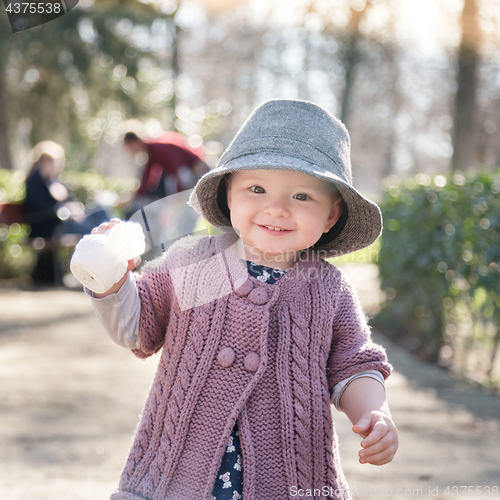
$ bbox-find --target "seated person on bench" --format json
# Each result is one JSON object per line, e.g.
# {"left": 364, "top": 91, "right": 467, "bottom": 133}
{"left": 24, "top": 141, "right": 109, "bottom": 285}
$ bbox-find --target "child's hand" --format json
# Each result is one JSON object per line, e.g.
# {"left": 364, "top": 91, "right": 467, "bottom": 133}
{"left": 90, "top": 218, "right": 141, "bottom": 297}
{"left": 352, "top": 410, "right": 398, "bottom": 466}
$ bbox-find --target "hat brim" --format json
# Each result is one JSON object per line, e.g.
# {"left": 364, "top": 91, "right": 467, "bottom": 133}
{"left": 189, "top": 155, "right": 382, "bottom": 258}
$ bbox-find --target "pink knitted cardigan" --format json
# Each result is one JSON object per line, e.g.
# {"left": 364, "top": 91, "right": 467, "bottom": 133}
{"left": 110, "top": 233, "right": 391, "bottom": 500}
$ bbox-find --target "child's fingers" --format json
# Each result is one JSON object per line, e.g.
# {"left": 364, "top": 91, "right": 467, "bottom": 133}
{"left": 352, "top": 414, "right": 372, "bottom": 438}
{"left": 105, "top": 218, "right": 123, "bottom": 230}
{"left": 360, "top": 429, "right": 395, "bottom": 458}
{"left": 359, "top": 421, "right": 385, "bottom": 448}
{"left": 358, "top": 415, "right": 399, "bottom": 466}
{"left": 90, "top": 218, "right": 122, "bottom": 235}
{"left": 359, "top": 437, "right": 398, "bottom": 465}
{"left": 359, "top": 444, "right": 398, "bottom": 465}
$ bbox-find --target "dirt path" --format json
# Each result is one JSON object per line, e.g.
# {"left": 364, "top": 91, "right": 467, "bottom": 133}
{"left": 0, "top": 264, "right": 499, "bottom": 499}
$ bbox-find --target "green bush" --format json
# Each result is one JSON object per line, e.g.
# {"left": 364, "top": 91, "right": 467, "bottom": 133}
{"left": 0, "top": 169, "right": 25, "bottom": 202}
{"left": 0, "top": 169, "right": 34, "bottom": 279}
{"left": 375, "top": 169, "right": 500, "bottom": 388}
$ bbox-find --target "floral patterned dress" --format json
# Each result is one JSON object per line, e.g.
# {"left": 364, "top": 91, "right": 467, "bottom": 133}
{"left": 210, "top": 261, "right": 286, "bottom": 500}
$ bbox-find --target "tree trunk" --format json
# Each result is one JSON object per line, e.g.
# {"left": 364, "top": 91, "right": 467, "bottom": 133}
{"left": 340, "top": 2, "right": 371, "bottom": 126}
{"left": 170, "top": 12, "right": 181, "bottom": 116}
{"left": 382, "top": 42, "right": 401, "bottom": 179}
{"left": 451, "top": 0, "right": 481, "bottom": 172}
{"left": 0, "top": 74, "right": 13, "bottom": 170}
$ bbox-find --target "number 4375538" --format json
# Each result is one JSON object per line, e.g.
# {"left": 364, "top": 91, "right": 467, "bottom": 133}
{"left": 444, "top": 486, "right": 499, "bottom": 496}
{"left": 6, "top": 2, "right": 62, "bottom": 14}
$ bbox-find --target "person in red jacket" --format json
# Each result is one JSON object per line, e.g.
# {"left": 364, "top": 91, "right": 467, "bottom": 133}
{"left": 124, "top": 131, "right": 209, "bottom": 212}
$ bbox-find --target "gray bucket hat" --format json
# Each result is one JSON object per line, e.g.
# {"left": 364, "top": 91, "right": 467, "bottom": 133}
{"left": 189, "top": 99, "right": 382, "bottom": 257}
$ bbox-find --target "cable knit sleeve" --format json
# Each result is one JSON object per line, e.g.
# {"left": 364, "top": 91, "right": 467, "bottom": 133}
{"left": 326, "top": 270, "right": 392, "bottom": 394}
{"left": 132, "top": 254, "right": 175, "bottom": 359}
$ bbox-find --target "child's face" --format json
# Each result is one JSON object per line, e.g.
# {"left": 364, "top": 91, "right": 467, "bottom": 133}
{"left": 226, "top": 169, "right": 343, "bottom": 269}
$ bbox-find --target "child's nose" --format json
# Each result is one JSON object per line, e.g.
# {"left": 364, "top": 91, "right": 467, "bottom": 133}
{"left": 263, "top": 198, "right": 290, "bottom": 217}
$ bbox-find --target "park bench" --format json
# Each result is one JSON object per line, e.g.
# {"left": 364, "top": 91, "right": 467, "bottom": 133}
{"left": 0, "top": 201, "right": 80, "bottom": 245}
{"left": 0, "top": 202, "right": 25, "bottom": 226}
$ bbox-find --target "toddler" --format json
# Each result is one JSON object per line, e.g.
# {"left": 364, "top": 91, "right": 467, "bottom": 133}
{"left": 86, "top": 99, "right": 398, "bottom": 500}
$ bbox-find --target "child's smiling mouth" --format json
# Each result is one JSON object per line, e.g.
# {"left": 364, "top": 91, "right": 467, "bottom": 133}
{"left": 259, "top": 224, "right": 292, "bottom": 233}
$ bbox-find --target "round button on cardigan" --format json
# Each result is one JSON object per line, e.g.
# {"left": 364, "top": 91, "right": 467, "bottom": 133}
{"left": 243, "top": 352, "right": 260, "bottom": 373}
{"left": 247, "top": 287, "right": 269, "bottom": 305}
{"left": 217, "top": 347, "right": 236, "bottom": 368}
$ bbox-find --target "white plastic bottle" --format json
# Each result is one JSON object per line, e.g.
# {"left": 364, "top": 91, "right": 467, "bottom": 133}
{"left": 70, "top": 221, "right": 146, "bottom": 293}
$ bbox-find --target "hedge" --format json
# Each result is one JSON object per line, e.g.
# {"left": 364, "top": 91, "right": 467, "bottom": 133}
{"left": 375, "top": 169, "right": 500, "bottom": 390}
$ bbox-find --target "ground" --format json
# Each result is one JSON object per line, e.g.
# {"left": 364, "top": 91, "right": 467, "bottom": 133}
{"left": 0, "top": 264, "right": 499, "bottom": 499}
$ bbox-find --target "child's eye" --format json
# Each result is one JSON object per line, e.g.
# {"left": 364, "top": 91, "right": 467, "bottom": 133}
{"left": 250, "top": 186, "right": 265, "bottom": 193}
{"left": 294, "top": 193, "right": 309, "bottom": 201}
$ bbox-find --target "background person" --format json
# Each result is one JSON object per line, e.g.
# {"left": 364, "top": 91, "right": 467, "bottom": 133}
{"left": 24, "top": 141, "right": 109, "bottom": 285}
{"left": 123, "top": 131, "right": 209, "bottom": 212}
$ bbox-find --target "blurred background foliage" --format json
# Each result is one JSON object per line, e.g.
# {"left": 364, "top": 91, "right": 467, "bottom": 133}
{"left": 1, "top": 0, "right": 500, "bottom": 389}
{"left": 376, "top": 169, "right": 500, "bottom": 389}
{"left": 0, "top": 170, "right": 33, "bottom": 279}
{"left": 1, "top": 0, "right": 499, "bottom": 185}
